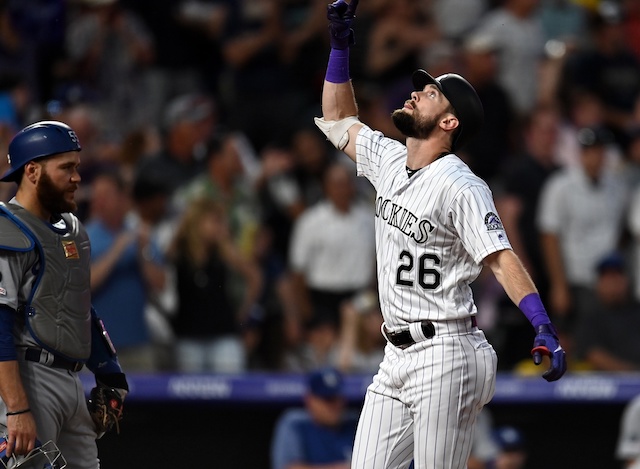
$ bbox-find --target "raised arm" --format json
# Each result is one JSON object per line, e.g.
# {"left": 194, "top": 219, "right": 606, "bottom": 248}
{"left": 314, "top": 0, "right": 363, "bottom": 162}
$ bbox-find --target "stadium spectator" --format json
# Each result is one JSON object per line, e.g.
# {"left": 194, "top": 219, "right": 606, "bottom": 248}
{"left": 363, "top": 0, "right": 436, "bottom": 100}
{"left": 623, "top": 0, "right": 640, "bottom": 61}
{"left": 493, "top": 425, "right": 528, "bottom": 469}
{"left": 0, "top": 1, "right": 42, "bottom": 105}
{"left": 290, "top": 126, "right": 338, "bottom": 207}
{"left": 64, "top": 0, "right": 155, "bottom": 140}
{"left": 496, "top": 106, "right": 562, "bottom": 303}
{"left": 554, "top": 89, "right": 623, "bottom": 170}
{"left": 279, "top": 0, "right": 329, "bottom": 103}
{"left": 471, "top": 0, "right": 547, "bottom": 117}
{"left": 335, "top": 289, "right": 385, "bottom": 375}
{"left": 167, "top": 197, "right": 262, "bottom": 373}
{"left": 430, "top": 0, "right": 488, "bottom": 43}
{"left": 624, "top": 141, "right": 640, "bottom": 301}
{"left": 288, "top": 162, "right": 375, "bottom": 329}
{"left": 0, "top": 73, "right": 30, "bottom": 133}
{"left": 558, "top": 5, "right": 640, "bottom": 144}
{"left": 86, "top": 169, "right": 165, "bottom": 371}
{"left": 219, "top": 0, "right": 312, "bottom": 152}
{"left": 538, "top": 0, "right": 589, "bottom": 48}
{"left": 271, "top": 367, "right": 359, "bottom": 469}
{"left": 137, "top": 92, "right": 216, "bottom": 196}
{"left": 172, "top": 130, "right": 260, "bottom": 259}
{"left": 127, "top": 168, "right": 177, "bottom": 371}
{"left": 537, "top": 126, "right": 629, "bottom": 334}
{"left": 253, "top": 142, "right": 306, "bottom": 263}
{"left": 458, "top": 33, "right": 517, "bottom": 184}
{"left": 574, "top": 252, "right": 640, "bottom": 371}
{"left": 283, "top": 314, "right": 341, "bottom": 373}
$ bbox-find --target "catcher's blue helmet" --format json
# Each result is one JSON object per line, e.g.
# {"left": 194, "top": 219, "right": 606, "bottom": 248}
{"left": 2, "top": 121, "right": 81, "bottom": 183}
{"left": 412, "top": 70, "right": 484, "bottom": 151}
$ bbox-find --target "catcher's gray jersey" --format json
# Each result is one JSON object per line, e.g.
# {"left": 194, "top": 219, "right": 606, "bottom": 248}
{"left": 355, "top": 125, "right": 512, "bottom": 328}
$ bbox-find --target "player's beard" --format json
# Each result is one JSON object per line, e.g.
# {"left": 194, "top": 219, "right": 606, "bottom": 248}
{"left": 392, "top": 108, "right": 439, "bottom": 139}
{"left": 36, "top": 169, "right": 77, "bottom": 215}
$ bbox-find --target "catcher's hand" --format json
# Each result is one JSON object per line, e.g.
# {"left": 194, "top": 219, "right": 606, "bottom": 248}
{"left": 327, "top": 0, "right": 359, "bottom": 50}
{"left": 531, "top": 324, "right": 567, "bottom": 382}
{"left": 87, "top": 386, "right": 126, "bottom": 438}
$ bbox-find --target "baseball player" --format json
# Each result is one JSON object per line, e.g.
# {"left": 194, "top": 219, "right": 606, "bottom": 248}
{"left": 0, "top": 121, "right": 128, "bottom": 468}
{"left": 314, "top": 2, "right": 567, "bottom": 468}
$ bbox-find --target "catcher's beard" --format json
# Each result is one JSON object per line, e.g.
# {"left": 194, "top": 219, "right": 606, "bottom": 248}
{"left": 392, "top": 108, "right": 439, "bottom": 139}
{"left": 36, "top": 168, "right": 77, "bottom": 215}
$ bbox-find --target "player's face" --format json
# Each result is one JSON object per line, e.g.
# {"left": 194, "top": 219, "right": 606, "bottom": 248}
{"left": 35, "top": 152, "right": 81, "bottom": 214}
{"left": 391, "top": 85, "right": 451, "bottom": 139}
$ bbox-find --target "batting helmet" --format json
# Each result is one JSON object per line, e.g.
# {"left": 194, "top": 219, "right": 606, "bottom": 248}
{"left": 2, "top": 121, "right": 81, "bottom": 183}
{"left": 0, "top": 431, "right": 67, "bottom": 469}
{"left": 412, "top": 70, "right": 484, "bottom": 151}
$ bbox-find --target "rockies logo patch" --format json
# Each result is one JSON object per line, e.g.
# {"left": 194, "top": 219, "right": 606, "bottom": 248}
{"left": 484, "top": 212, "right": 504, "bottom": 231}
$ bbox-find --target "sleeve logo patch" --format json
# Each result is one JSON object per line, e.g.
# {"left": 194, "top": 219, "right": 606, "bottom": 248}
{"left": 484, "top": 212, "right": 504, "bottom": 231}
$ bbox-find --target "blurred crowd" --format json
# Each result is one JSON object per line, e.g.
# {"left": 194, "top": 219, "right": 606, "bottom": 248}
{"left": 2, "top": 0, "right": 640, "bottom": 378}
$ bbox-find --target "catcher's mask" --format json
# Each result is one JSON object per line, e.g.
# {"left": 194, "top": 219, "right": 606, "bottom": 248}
{"left": 0, "top": 429, "right": 67, "bottom": 469}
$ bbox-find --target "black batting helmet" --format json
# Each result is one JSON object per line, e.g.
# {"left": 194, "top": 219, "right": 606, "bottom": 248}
{"left": 412, "top": 70, "right": 484, "bottom": 151}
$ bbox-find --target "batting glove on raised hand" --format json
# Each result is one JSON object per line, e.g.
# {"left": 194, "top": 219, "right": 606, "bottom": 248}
{"left": 531, "top": 324, "right": 567, "bottom": 382}
{"left": 327, "top": 0, "right": 359, "bottom": 50}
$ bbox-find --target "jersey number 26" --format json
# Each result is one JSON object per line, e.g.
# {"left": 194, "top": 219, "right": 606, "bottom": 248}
{"left": 396, "top": 250, "right": 441, "bottom": 290}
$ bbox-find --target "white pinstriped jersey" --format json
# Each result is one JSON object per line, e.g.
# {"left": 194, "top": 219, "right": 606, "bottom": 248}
{"left": 355, "top": 125, "right": 512, "bottom": 328}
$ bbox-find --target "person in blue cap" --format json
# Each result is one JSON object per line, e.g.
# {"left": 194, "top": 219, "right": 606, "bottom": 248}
{"left": 574, "top": 251, "right": 640, "bottom": 371}
{"left": 271, "top": 367, "right": 359, "bottom": 469}
{"left": 493, "top": 426, "right": 527, "bottom": 469}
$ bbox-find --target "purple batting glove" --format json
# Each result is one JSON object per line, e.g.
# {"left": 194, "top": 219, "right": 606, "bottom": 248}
{"left": 531, "top": 324, "right": 567, "bottom": 382}
{"left": 327, "top": 0, "right": 359, "bottom": 50}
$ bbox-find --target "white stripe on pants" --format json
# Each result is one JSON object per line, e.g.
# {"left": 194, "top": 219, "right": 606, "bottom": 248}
{"left": 351, "top": 329, "right": 497, "bottom": 469}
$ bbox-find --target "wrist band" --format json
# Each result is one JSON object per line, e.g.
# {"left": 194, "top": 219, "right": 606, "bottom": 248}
{"left": 519, "top": 293, "right": 551, "bottom": 328}
{"left": 325, "top": 48, "right": 350, "bottom": 84}
{"left": 6, "top": 408, "right": 30, "bottom": 416}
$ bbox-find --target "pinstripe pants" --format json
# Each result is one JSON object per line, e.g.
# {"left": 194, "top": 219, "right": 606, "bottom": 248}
{"left": 351, "top": 328, "right": 497, "bottom": 469}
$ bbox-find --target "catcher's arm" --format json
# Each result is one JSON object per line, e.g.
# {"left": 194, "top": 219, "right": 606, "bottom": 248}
{"left": 0, "top": 305, "right": 37, "bottom": 456}
{"left": 85, "top": 308, "right": 129, "bottom": 437}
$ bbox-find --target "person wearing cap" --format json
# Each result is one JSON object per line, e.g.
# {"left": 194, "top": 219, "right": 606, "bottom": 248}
{"left": 493, "top": 425, "right": 527, "bottom": 469}
{"left": 136, "top": 92, "right": 216, "bottom": 196}
{"left": 0, "top": 121, "right": 128, "bottom": 467}
{"left": 270, "top": 367, "right": 359, "bottom": 469}
{"left": 537, "top": 126, "right": 628, "bottom": 335}
{"left": 573, "top": 252, "right": 640, "bottom": 371}
{"left": 314, "top": 2, "right": 566, "bottom": 468}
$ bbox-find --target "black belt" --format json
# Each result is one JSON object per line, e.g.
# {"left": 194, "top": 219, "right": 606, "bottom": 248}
{"left": 385, "top": 317, "right": 478, "bottom": 349}
{"left": 24, "top": 348, "right": 84, "bottom": 372}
